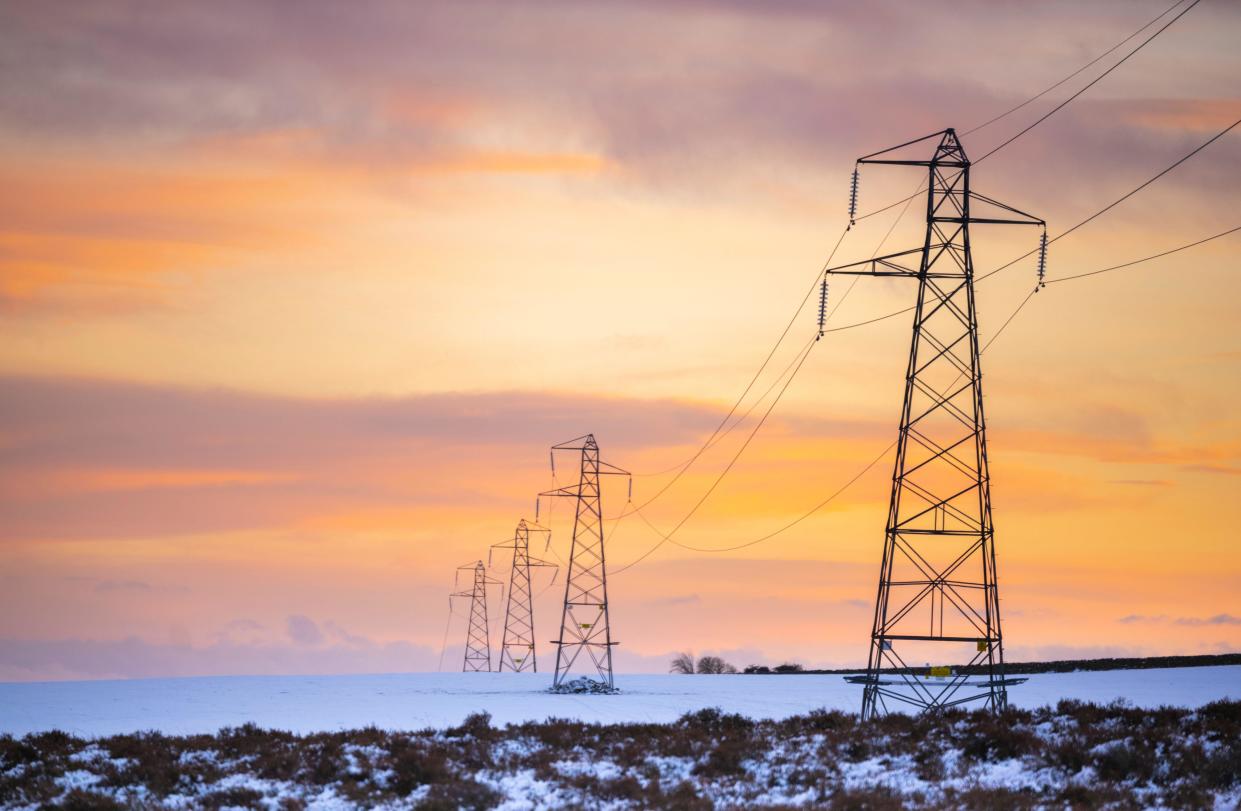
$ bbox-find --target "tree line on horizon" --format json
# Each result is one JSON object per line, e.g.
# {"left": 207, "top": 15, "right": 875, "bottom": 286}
{"left": 668, "top": 652, "right": 805, "bottom": 675}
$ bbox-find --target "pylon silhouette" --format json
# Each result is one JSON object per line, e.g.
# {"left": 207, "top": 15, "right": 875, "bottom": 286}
{"left": 538, "top": 434, "right": 630, "bottom": 691}
{"left": 830, "top": 129, "right": 1043, "bottom": 718}
{"left": 451, "top": 560, "right": 502, "bottom": 672}
{"left": 491, "top": 519, "right": 557, "bottom": 672}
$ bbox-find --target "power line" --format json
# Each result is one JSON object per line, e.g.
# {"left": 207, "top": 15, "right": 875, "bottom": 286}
{"left": 855, "top": 0, "right": 1199, "bottom": 221}
{"left": 625, "top": 172, "right": 924, "bottom": 497}
{"left": 630, "top": 224, "right": 1241, "bottom": 559}
{"left": 622, "top": 226, "right": 851, "bottom": 489}
{"left": 621, "top": 4, "right": 1198, "bottom": 488}
{"left": 1046, "top": 224, "right": 1241, "bottom": 284}
{"left": 609, "top": 177, "right": 926, "bottom": 528}
{"left": 609, "top": 149, "right": 1241, "bottom": 570}
{"left": 634, "top": 437, "right": 897, "bottom": 555}
{"left": 610, "top": 333, "right": 819, "bottom": 575}
{"left": 963, "top": 0, "right": 1190, "bottom": 138}
{"left": 436, "top": 600, "right": 456, "bottom": 672}
{"left": 975, "top": 0, "right": 1202, "bottom": 162}
{"left": 626, "top": 317, "right": 828, "bottom": 484}
{"left": 831, "top": 117, "right": 1241, "bottom": 335}
{"left": 603, "top": 40, "right": 1234, "bottom": 572}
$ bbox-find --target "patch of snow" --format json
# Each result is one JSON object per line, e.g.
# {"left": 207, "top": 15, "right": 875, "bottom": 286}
{"left": 303, "top": 785, "right": 354, "bottom": 810}
{"left": 645, "top": 754, "right": 694, "bottom": 790}
{"left": 479, "top": 768, "right": 570, "bottom": 811}
{"left": 177, "top": 749, "right": 219, "bottom": 766}
{"left": 57, "top": 769, "right": 102, "bottom": 791}
{"left": 1, "top": 667, "right": 1236, "bottom": 736}
{"left": 838, "top": 753, "right": 935, "bottom": 797}
{"left": 969, "top": 757, "right": 1056, "bottom": 792}
{"left": 553, "top": 758, "right": 623, "bottom": 781}
{"left": 68, "top": 745, "right": 105, "bottom": 764}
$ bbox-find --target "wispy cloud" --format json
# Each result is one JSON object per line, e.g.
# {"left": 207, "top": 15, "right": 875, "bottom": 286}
{"left": 0, "top": 635, "right": 437, "bottom": 682}
{"left": 0, "top": 374, "right": 727, "bottom": 541}
{"left": 1174, "top": 614, "right": 1241, "bottom": 627}
{"left": 1118, "top": 614, "right": 1241, "bottom": 627}
{"left": 94, "top": 580, "right": 152, "bottom": 593}
{"left": 649, "top": 595, "right": 701, "bottom": 607}
{"left": 286, "top": 615, "right": 324, "bottom": 646}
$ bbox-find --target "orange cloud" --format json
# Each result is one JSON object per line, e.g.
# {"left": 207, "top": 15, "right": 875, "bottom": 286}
{"left": 1123, "top": 98, "right": 1241, "bottom": 133}
{"left": 2, "top": 467, "right": 294, "bottom": 500}
{"left": 425, "top": 150, "right": 610, "bottom": 175}
{"left": 0, "top": 153, "right": 350, "bottom": 313}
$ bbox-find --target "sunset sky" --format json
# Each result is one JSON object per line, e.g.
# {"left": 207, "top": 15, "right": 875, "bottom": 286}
{"left": 2, "top": 0, "right": 1239, "bottom": 681}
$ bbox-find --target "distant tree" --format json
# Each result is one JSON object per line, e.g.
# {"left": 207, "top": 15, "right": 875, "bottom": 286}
{"left": 696, "top": 655, "right": 737, "bottom": 674}
{"left": 773, "top": 663, "right": 804, "bottom": 674}
{"left": 669, "top": 652, "right": 695, "bottom": 675}
{"left": 743, "top": 665, "right": 772, "bottom": 674}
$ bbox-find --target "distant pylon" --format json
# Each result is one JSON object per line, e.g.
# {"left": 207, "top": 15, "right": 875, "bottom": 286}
{"left": 538, "top": 434, "right": 630, "bottom": 690}
{"left": 491, "top": 519, "right": 557, "bottom": 672}
{"left": 828, "top": 129, "right": 1043, "bottom": 718}
{"left": 451, "top": 561, "right": 502, "bottom": 672}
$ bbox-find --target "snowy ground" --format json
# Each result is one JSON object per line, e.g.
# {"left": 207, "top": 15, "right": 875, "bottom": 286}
{"left": 1, "top": 666, "right": 1237, "bottom": 737}
{"left": 4, "top": 697, "right": 1240, "bottom": 809}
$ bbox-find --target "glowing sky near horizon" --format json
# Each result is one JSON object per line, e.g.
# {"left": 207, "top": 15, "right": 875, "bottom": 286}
{"left": 1, "top": 0, "right": 1239, "bottom": 681}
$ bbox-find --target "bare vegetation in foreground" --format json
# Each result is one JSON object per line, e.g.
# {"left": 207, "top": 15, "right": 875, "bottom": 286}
{"left": 2, "top": 700, "right": 1239, "bottom": 809}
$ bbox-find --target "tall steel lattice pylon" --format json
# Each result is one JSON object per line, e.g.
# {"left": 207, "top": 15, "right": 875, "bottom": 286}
{"left": 830, "top": 129, "right": 1044, "bottom": 718}
{"left": 491, "top": 519, "right": 557, "bottom": 672}
{"left": 538, "top": 434, "right": 630, "bottom": 690}
{"left": 451, "top": 561, "right": 502, "bottom": 672}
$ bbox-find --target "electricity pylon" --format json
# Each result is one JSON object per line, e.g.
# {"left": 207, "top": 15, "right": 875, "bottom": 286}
{"left": 451, "top": 561, "right": 502, "bottom": 672}
{"left": 491, "top": 519, "right": 557, "bottom": 672}
{"left": 538, "top": 434, "right": 630, "bottom": 691}
{"left": 831, "top": 129, "right": 1044, "bottom": 718}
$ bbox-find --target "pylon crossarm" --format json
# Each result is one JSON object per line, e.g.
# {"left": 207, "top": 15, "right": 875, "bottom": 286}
{"left": 858, "top": 129, "right": 951, "bottom": 163}
{"left": 551, "top": 435, "right": 596, "bottom": 450}
{"left": 540, "top": 485, "right": 582, "bottom": 499}
{"left": 966, "top": 192, "right": 1045, "bottom": 226}
{"left": 824, "top": 245, "right": 930, "bottom": 277}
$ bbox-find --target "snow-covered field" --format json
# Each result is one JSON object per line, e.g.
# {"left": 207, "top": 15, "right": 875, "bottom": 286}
{"left": 2, "top": 666, "right": 1237, "bottom": 737}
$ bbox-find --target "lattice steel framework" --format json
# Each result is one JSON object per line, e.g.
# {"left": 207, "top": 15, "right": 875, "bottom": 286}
{"left": 539, "top": 434, "right": 630, "bottom": 690}
{"left": 451, "top": 561, "right": 502, "bottom": 673}
{"left": 492, "top": 519, "right": 557, "bottom": 672}
{"left": 829, "top": 129, "right": 1042, "bottom": 718}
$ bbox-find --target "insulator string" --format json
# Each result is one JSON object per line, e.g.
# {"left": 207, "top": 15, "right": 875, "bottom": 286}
{"left": 848, "top": 167, "right": 860, "bottom": 224}
{"left": 1036, "top": 229, "right": 1049, "bottom": 290}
